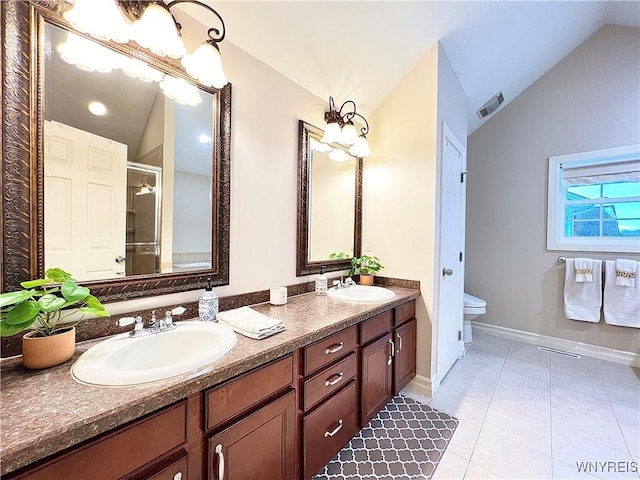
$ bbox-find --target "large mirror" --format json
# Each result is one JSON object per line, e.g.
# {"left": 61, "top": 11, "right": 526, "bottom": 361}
{"left": 297, "top": 120, "right": 362, "bottom": 276}
{"left": 1, "top": 1, "right": 231, "bottom": 301}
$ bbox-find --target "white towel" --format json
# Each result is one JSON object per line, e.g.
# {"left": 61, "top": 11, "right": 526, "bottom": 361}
{"left": 615, "top": 259, "right": 637, "bottom": 287}
{"left": 574, "top": 258, "right": 594, "bottom": 283}
{"left": 604, "top": 260, "right": 640, "bottom": 328}
{"left": 217, "top": 306, "right": 285, "bottom": 339}
{"left": 563, "top": 258, "right": 602, "bottom": 323}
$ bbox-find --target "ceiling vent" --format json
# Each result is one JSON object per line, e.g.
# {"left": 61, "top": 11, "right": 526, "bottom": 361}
{"left": 476, "top": 91, "right": 504, "bottom": 119}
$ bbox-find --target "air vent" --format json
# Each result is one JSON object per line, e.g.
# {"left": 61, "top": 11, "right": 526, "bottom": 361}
{"left": 537, "top": 346, "right": 580, "bottom": 358}
{"left": 476, "top": 91, "right": 504, "bottom": 119}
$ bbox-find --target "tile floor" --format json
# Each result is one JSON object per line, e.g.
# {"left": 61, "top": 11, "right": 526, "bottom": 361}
{"left": 405, "top": 332, "right": 640, "bottom": 480}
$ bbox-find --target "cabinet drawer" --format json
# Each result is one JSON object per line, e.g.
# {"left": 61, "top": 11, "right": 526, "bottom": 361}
{"left": 138, "top": 453, "right": 188, "bottom": 480}
{"left": 205, "top": 354, "right": 294, "bottom": 432}
{"left": 359, "top": 310, "right": 392, "bottom": 345}
{"left": 394, "top": 300, "right": 416, "bottom": 326}
{"left": 304, "top": 352, "right": 357, "bottom": 411}
{"left": 304, "top": 326, "right": 357, "bottom": 375}
{"left": 12, "top": 401, "right": 187, "bottom": 480}
{"left": 303, "top": 381, "right": 357, "bottom": 479}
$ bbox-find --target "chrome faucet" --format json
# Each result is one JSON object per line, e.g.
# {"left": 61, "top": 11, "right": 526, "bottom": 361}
{"left": 117, "top": 306, "right": 186, "bottom": 337}
{"left": 332, "top": 276, "right": 356, "bottom": 289}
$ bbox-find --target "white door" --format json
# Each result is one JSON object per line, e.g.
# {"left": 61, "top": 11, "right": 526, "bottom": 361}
{"left": 437, "top": 123, "right": 466, "bottom": 381}
{"left": 44, "top": 120, "right": 127, "bottom": 280}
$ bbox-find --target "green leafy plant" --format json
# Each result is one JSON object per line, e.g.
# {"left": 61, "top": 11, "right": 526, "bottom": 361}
{"left": 0, "top": 268, "right": 109, "bottom": 337}
{"left": 350, "top": 255, "right": 384, "bottom": 277}
{"left": 329, "top": 252, "right": 351, "bottom": 260}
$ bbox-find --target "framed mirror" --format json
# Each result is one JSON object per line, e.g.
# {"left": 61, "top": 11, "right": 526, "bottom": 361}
{"left": 1, "top": 1, "right": 231, "bottom": 301}
{"left": 297, "top": 120, "right": 362, "bottom": 276}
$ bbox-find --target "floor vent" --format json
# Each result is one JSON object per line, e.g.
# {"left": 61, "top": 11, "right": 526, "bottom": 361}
{"left": 537, "top": 346, "right": 581, "bottom": 359}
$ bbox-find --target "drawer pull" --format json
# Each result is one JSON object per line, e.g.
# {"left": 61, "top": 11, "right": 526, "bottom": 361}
{"left": 389, "top": 338, "right": 395, "bottom": 357}
{"left": 324, "top": 419, "right": 344, "bottom": 438}
{"left": 324, "top": 372, "right": 344, "bottom": 387}
{"left": 215, "top": 443, "right": 225, "bottom": 480}
{"left": 325, "top": 342, "right": 344, "bottom": 355}
{"left": 173, "top": 473, "right": 183, "bottom": 480}
{"left": 397, "top": 332, "right": 403, "bottom": 351}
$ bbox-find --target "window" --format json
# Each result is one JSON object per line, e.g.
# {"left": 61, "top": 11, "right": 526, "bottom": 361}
{"left": 547, "top": 144, "right": 640, "bottom": 253}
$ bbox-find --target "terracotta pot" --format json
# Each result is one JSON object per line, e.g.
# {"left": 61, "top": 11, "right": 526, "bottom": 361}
{"left": 22, "top": 327, "right": 76, "bottom": 369}
{"left": 359, "top": 274, "right": 374, "bottom": 286}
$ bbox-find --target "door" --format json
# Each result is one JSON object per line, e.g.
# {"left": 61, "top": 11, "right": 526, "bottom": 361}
{"left": 436, "top": 123, "right": 466, "bottom": 382}
{"left": 44, "top": 120, "right": 127, "bottom": 280}
{"left": 207, "top": 391, "right": 296, "bottom": 480}
{"left": 360, "top": 333, "right": 393, "bottom": 426}
{"left": 393, "top": 318, "right": 417, "bottom": 394}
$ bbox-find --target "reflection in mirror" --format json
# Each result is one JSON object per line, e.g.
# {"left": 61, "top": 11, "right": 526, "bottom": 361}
{"left": 308, "top": 137, "right": 356, "bottom": 261}
{"left": 297, "top": 121, "right": 362, "bottom": 276}
{"left": 43, "top": 22, "right": 214, "bottom": 282}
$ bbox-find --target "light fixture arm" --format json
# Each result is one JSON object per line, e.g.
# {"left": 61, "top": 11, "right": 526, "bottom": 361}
{"left": 325, "top": 97, "right": 369, "bottom": 136}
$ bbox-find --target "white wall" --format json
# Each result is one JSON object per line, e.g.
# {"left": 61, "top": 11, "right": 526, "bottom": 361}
{"left": 466, "top": 26, "right": 640, "bottom": 353}
{"left": 173, "top": 170, "right": 212, "bottom": 254}
{"left": 364, "top": 43, "right": 466, "bottom": 381}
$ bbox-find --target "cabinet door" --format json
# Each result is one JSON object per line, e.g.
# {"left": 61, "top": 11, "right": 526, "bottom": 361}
{"left": 207, "top": 391, "right": 296, "bottom": 480}
{"left": 394, "top": 318, "right": 417, "bottom": 394}
{"left": 360, "top": 333, "right": 393, "bottom": 426}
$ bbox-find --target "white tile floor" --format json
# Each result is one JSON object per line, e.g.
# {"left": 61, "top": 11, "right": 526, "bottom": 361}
{"left": 405, "top": 332, "right": 640, "bottom": 480}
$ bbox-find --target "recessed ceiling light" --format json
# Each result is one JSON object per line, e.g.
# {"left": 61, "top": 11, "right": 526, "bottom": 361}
{"left": 88, "top": 101, "right": 107, "bottom": 116}
{"left": 198, "top": 134, "right": 211, "bottom": 144}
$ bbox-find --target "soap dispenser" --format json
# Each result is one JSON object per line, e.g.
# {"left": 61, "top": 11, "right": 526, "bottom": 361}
{"left": 315, "top": 267, "right": 328, "bottom": 296}
{"left": 199, "top": 277, "right": 219, "bottom": 322}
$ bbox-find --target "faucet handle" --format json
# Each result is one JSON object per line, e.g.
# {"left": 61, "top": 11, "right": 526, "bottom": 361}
{"left": 332, "top": 280, "right": 341, "bottom": 288}
{"left": 171, "top": 306, "right": 186, "bottom": 316}
{"left": 118, "top": 317, "right": 136, "bottom": 327}
{"left": 148, "top": 310, "right": 157, "bottom": 326}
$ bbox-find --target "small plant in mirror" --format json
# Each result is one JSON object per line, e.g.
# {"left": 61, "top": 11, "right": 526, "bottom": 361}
{"left": 0, "top": 268, "right": 109, "bottom": 337}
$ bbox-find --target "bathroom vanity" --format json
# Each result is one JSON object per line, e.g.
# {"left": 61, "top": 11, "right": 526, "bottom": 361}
{"left": 0, "top": 288, "right": 418, "bottom": 480}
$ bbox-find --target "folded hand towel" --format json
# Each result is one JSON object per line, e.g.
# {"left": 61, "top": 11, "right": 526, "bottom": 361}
{"left": 604, "top": 260, "right": 640, "bottom": 328}
{"left": 563, "top": 258, "right": 602, "bottom": 323}
{"left": 615, "top": 259, "right": 637, "bottom": 287}
{"left": 574, "top": 258, "right": 594, "bottom": 283}
{"left": 217, "top": 306, "right": 285, "bottom": 338}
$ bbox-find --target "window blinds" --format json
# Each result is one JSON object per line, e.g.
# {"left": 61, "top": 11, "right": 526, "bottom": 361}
{"left": 561, "top": 157, "right": 640, "bottom": 187}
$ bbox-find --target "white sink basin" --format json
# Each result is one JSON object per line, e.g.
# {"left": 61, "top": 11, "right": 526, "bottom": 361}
{"left": 328, "top": 285, "right": 396, "bottom": 303}
{"left": 72, "top": 321, "right": 237, "bottom": 386}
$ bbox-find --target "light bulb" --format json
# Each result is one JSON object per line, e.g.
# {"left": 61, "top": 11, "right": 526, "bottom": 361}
{"left": 321, "top": 122, "right": 342, "bottom": 144}
{"left": 182, "top": 42, "right": 228, "bottom": 88}
{"left": 88, "top": 101, "right": 107, "bottom": 116}
{"left": 64, "top": 0, "right": 131, "bottom": 43}
{"left": 130, "top": 3, "right": 187, "bottom": 59}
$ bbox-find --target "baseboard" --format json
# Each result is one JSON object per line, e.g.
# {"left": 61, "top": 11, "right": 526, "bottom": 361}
{"left": 472, "top": 321, "right": 640, "bottom": 367}
{"left": 402, "top": 373, "right": 439, "bottom": 399}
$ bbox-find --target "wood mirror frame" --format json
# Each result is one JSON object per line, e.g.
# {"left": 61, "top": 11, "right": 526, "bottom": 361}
{"left": 296, "top": 120, "right": 362, "bottom": 276}
{"left": 1, "top": 1, "right": 231, "bottom": 302}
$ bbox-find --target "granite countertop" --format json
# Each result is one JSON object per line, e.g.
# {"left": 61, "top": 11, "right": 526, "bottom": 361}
{"left": 0, "top": 287, "right": 419, "bottom": 476}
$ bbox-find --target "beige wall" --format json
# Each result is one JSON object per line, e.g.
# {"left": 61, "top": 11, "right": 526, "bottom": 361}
{"left": 365, "top": 43, "right": 466, "bottom": 381}
{"left": 466, "top": 26, "right": 640, "bottom": 353}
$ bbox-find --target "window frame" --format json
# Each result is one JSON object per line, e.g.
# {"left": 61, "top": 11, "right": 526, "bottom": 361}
{"left": 547, "top": 144, "right": 640, "bottom": 253}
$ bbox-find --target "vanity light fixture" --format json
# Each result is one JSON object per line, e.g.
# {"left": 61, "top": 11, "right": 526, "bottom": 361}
{"left": 321, "top": 96, "right": 372, "bottom": 158}
{"left": 136, "top": 177, "right": 156, "bottom": 196}
{"left": 63, "top": 0, "right": 229, "bottom": 89}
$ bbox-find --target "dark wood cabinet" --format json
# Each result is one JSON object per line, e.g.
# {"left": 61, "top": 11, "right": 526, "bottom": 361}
{"left": 360, "top": 333, "right": 394, "bottom": 426}
{"left": 393, "top": 318, "right": 417, "bottom": 394}
{"left": 206, "top": 391, "right": 297, "bottom": 480}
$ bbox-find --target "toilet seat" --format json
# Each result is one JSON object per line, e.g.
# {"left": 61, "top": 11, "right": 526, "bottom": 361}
{"left": 463, "top": 293, "right": 486, "bottom": 315}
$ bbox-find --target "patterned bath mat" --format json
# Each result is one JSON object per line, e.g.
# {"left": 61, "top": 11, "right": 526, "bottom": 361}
{"left": 314, "top": 394, "right": 458, "bottom": 480}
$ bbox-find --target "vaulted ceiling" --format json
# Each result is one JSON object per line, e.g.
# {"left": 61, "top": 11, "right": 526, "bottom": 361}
{"left": 206, "top": 1, "right": 640, "bottom": 134}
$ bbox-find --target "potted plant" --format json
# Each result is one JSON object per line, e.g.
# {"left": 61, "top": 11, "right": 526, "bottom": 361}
{"left": 350, "top": 255, "right": 384, "bottom": 285}
{"left": 0, "top": 268, "right": 109, "bottom": 369}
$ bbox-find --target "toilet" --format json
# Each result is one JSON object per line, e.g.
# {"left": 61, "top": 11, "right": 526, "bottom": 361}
{"left": 463, "top": 293, "right": 486, "bottom": 344}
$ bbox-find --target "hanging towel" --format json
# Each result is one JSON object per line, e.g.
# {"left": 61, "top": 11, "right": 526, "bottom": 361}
{"left": 574, "top": 258, "right": 594, "bottom": 283}
{"left": 563, "top": 258, "right": 602, "bottom": 323}
{"left": 615, "top": 259, "right": 637, "bottom": 288}
{"left": 217, "top": 306, "right": 285, "bottom": 339}
{"left": 604, "top": 260, "right": 640, "bottom": 328}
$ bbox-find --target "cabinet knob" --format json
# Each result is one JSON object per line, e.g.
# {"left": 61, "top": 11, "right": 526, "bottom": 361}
{"left": 215, "top": 444, "right": 225, "bottom": 480}
{"left": 173, "top": 473, "right": 183, "bottom": 480}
